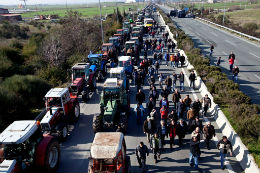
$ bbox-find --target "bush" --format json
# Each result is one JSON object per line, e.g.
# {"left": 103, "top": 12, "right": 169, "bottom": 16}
{"left": 0, "top": 21, "right": 29, "bottom": 39}
{"left": 243, "top": 23, "right": 258, "bottom": 33}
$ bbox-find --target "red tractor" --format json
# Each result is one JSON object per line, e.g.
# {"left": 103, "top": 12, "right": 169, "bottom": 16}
{"left": 0, "top": 120, "right": 60, "bottom": 173}
{"left": 70, "top": 63, "right": 93, "bottom": 102}
{"left": 88, "top": 132, "right": 131, "bottom": 173}
{"left": 40, "top": 88, "right": 80, "bottom": 141}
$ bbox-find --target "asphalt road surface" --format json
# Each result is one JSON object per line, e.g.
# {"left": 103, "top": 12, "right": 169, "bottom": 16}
{"left": 57, "top": 13, "right": 243, "bottom": 173}
{"left": 159, "top": 4, "right": 260, "bottom": 105}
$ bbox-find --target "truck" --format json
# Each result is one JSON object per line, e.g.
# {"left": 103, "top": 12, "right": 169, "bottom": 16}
{"left": 88, "top": 132, "right": 130, "bottom": 173}
{"left": 0, "top": 120, "right": 60, "bottom": 173}
{"left": 93, "top": 78, "right": 130, "bottom": 134}
{"left": 41, "top": 88, "right": 80, "bottom": 141}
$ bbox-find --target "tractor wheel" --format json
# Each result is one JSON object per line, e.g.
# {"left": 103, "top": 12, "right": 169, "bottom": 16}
{"left": 73, "top": 104, "right": 80, "bottom": 122}
{"left": 93, "top": 114, "right": 102, "bottom": 133}
{"left": 97, "top": 71, "right": 103, "bottom": 81}
{"left": 125, "top": 155, "right": 131, "bottom": 173}
{"left": 58, "top": 125, "right": 68, "bottom": 141}
{"left": 44, "top": 138, "right": 60, "bottom": 173}
{"left": 104, "top": 65, "right": 107, "bottom": 75}
{"left": 88, "top": 160, "right": 93, "bottom": 173}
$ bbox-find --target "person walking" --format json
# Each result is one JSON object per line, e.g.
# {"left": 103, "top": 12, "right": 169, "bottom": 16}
{"left": 187, "top": 108, "right": 196, "bottom": 132}
{"left": 217, "top": 136, "right": 233, "bottom": 170}
{"left": 191, "top": 127, "right": 202, "bottom": 142}
{"left": 178, "top": 72, "right": 185, "bottom": 92}
{"left": 177, "top": 99, "right": 185, "bottom": 119}
{"left": 165, "top": 75, "right": 172, "bottom": 92}
{"left": 180, "top": 54, "right": 185, "bottom": 67}
{"left": 228, "top": 51, "right": 235, "bottom": 60}
{"left": 149, "top": 86, "right": 159, "bottom": 101}
{"left": 136, "top": 142, "right": 149, "bottom": 169}
{"left": 183, "top": 95, "right": 192, "bottom": 111}
{"left": 172, "top": 89, "right": 181, "bottom": 109}
{"left": 164, "top": 52, "right": 169, "bottom": 66}
{"left": 160, "top": 105, "right": 168, "bottom": 122}
{"left": 136, "top": 89, "right": 145, "bottom": 105}
{"left": 146, "top": 97, "right": 156, "bottom": 114}
{"left": 217, "top": 57, "right": 221, "bottom": 66}
{"left": 203, "top": 121, "right": 216, "bottom": 150}
{"left": 175, "top": 54, "right": 179, "bottom": 68}
{"left": 155, "top": 61, "right": 160, "bottom": 75}
{"left": 232, "top": 66, "right": 239, "bottom": 83}
{"left": 172, "top": 72, "right": 177, "bottom": 91}
{"left": 191, "top": 116, "right": 203, "bottom": 132}
{"left": 158, "top": 73, "right": 163, "bottom": 88}
{"left": 157, "top": 120, "right": 167, "bottom": 148}
{"left": 161, "top": 87, "right": 169, "bottom": 100}
{"left": 229, "top": 57, "right": 234, "bottom": 72}
{"left": 202, "top": 94, "right": 211, "bottom": 116}
{"left": 167, "top": 119, "right": 177, "bottom": 150}
{"left": 158, "top": 52, "right": 163, "bottom": 64}
{"left": 170, "top": 53, "right": 175, "bottom": 67}
{"left": 192, "top": 99, "right": 202, "bottom": 117}
{"left": 143, "top": 115, "right": 156, "bottom": 143}
{"left": 210, "top": 45, "right": 214, "bottom": 56}
{"left": 135, "top": 103, "right": 145, "bottom": 125}
{"left": 176, "top": 119, "right": 187, "bottom": 146}
{"left": 189, "top": 136, "right": 201, "bottom": 170}
{"left": 189, "top": 71, "right": 196, "bottom": 89}
{"left": 150, "top": 133, "right": 161, "bottom": 163}
{"left": 172, "top": 41, "right": 176, "bottom": 53}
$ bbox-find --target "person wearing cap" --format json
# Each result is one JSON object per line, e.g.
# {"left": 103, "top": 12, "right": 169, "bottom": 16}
{"left": 202, "top": 94, "right": 211, "bottom": 116}
{"left": 203, "top": 122, "right": 216, "bottom": 150}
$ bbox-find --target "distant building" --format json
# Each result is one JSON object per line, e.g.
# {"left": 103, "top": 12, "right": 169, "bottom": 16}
{"left": 0, "top": 8, "right": 22, "bottom": 21}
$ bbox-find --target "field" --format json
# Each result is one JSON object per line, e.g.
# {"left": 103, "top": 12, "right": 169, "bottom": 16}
{"left": 20, "top": 3, "right": 145, "bottom": 18}
{"left": 192, "top": 0, "right": 260, "bottom": 9}
{"left": 214, "top": 8, "right": 260, "bottom": 26}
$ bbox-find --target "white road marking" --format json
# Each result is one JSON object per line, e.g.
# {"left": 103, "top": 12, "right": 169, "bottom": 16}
{"left": 182, "top": 68, "right": 236, "bottom": 173}
{"left": 255, "top": 74, "right": 260, "bottom": 80}
{"left": 250, "top": 52, "right": 260, "bottom": 59}
{"left": 225, "top": 40, "right": 236, "bottom": 46}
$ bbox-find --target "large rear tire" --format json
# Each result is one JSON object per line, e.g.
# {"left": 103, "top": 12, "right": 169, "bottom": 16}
{"left": 57, "top": 124, "right": 68, "bottom": 142}
{"left": 93, "top": 114, "right": 102, "bottom": 133}
{"left": 125, "top": 155, "right": 131, "bottom": 173}
{"left": 44, "top": 138, "right": 60, "bottom": 173}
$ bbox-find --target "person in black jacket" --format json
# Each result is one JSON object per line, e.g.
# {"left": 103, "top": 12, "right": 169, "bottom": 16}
{"left": 189, "top": 136, "right": 200, "bottom": 169}
{"left": 217, "top": 136, "right": 233, "bottom": 170}
{"left": 136, "top": 142, "right": 149, "bottom": 168}
{"left": 189, "top": 71, "right": 196, "bottom": 89}
{"left": 136, "top": 89, "right": 145, "bottom": 105}
{"left": 176, "top": 119, "right": 187, "bottom": 146}
{"left": 146, "top": 97, "right": 156, "bottom": 114}
{"left": 179, "top": 54, "right": 185, "bottom": 67}
{"left": 192, "top": 99, "right": 202, "bottom": 117}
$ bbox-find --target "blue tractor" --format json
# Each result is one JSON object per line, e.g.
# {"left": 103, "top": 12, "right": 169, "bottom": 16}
{"left": 87, "top": 54, "right": 107, "bottom": 81}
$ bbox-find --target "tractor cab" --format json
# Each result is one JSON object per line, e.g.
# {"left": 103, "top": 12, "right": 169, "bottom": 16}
{"left": 132, "top": 26, "right": 141, "bottom": 32}
{"left": 109, "top": 37, "right": 120, "bottom": 48}
{"left": 88, "top": 132, "right": 130, "bottom": 173}
{"left": 102, "top": 43, "right": 113, "bottom": 55}
{"left": 88, "top": 54, "right": 107, "bottom": 81}
{"left": 136, "top": 21, "right": 143, "bottom": 26}
{"left": 117, "top": 29, "right": 124, "bottom": 35}
{"left": 118, "top": 56, "right": 133, "bottom": 78}
{"left": 123, "top": 21, "right": 130, "bottom": 30}
{"left": 0, "top": 120, "right": 60, "bottom": 173}
{"left": 42, "top": 88, "right": 80, "bottom": 132}
{"left": 124, "top": 41, "right": 136, "bottom": 51}
{"left": 110, "top": 67, "right": 129, "bottom": 91}
{"left": 131, "top": 31, "right": 140, "bottom": 38}
{"left": 130, "top": 37, "right": 140, "bottom": 46}
{"left": 123, "top": 28, "right": 129, "bottom": 35}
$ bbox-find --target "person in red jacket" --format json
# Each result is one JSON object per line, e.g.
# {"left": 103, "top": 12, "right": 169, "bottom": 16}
{"left": 167, "top": 119, "right": 177, "bottom": 150}
{"left": 229, "top": 57, "right": 234, "bottom": 72}
{"left": 160, "top": 105, "right": 168, "bottom": 122}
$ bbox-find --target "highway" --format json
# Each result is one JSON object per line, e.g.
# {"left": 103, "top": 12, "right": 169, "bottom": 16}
{"left": 57, "top": 13, "right": 243, "bottom": 173}
{"left": 159, "top": 5, "right": 260, "bottom": 104}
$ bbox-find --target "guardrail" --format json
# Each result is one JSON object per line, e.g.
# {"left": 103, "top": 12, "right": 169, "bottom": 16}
{"left": 197, "top": 17, "right": 260, "bottom": 43}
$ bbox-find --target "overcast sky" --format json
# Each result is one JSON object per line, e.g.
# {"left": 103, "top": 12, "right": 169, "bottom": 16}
{"left": 0, "top": 0, "right": 123, "bottom": 5}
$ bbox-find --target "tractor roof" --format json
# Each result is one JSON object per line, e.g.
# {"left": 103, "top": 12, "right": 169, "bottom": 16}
{"left": 131, "top": 37, "right": 139, "bottom": 40}
{"left": 102, "top": 43, "right": 113, "bottom": 46}
{"left": 117, "top": 29, "right": 123, "bottom": 31}
{"left": 114, "top": 34, "right": 122, "bottom": 37}
{"left": 88, "top": 54, "right": 102, "bottom": 58}
{"left": 72, "top": 63, "right": 90, "bottom": 70}
{"left": 91, "top": 132, "right": 124, "bottom": 159}
{"left": 45, "top": 88, "right": 68, "bottom": 98}
{"left": 0, "top": 120, "right": 38, "bottom": 144}
{"left": 125, "top": 41, "right": 135, "bottom": 44}
{"left": 110, "top": 67, "right": 124, "bottom": 74}
{"left": 119, "top": 56, "right": 131, "bottom": 62}
{"left": 104, "top": 78, "right": 118, "bottom": 88}
{"left": 109, "top": 37, "right": 118, "bottom": 40}
{"left": 133, "top": 26, "right": 141, "bottom": 29}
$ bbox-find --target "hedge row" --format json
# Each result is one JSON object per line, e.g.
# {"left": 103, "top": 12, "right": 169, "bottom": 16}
{"left": 158, "top": 7, "right": 260, "bottom": 167}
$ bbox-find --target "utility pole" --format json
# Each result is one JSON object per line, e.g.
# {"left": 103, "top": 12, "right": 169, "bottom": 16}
{"left": 116, "top": 0, "right": 118, "bottom": 24}
{"left": 99, "top": 0, "right": 104, "bottom": 43}
{"left": 223, "top": 0, "right": 226, "bottom": 25}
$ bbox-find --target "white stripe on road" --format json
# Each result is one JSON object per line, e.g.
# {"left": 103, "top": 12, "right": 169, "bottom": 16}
{"left": 225, "top": 40, "right": 236, "bottom": 46}
{"left": 182, "top": 68, "right": 236, "bottom": 173}
{"left": 255, "top": 74, "right": 260, "bottom": 80}
{"left": 250, "top": 52, "right": 260, "bottom": 59}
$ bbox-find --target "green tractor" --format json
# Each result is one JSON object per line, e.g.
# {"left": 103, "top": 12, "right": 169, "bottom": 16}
{"left": 93, "top": 78, "right": 130, "bottom": 134}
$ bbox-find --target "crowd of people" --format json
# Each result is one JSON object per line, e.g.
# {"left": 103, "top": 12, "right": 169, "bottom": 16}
{"left": 134, "top": 14, "right": 233, "bottom": 172}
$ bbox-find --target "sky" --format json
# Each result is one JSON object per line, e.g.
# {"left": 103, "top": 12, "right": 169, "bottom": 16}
{"left": 0, "top": 0, "right": 124, "bottom": 5}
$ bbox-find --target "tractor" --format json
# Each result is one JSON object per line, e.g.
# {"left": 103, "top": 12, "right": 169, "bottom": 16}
{"left": 88, "top": 132, "right": 130, "bottom": 173}
{"left": 124, "top": 40, "right": 136, "bottom": 56}
{"left": 110, "top": 67, "right": 129, "bottom": 91}
{"left": 87, "top": 54, "right": 108, "bottom": 81}
{"left": 93, "top": 78, "right": 130, "bottom": 134}
{"left": 0, "top": 120, "right": 60, "bottom": 173}
{"left": 117, "top": 29, "right": 124, "bottom": 35}
{"left": 41, "top": 88, "right": 80, "bottom": 141}
{"left": 70, "top": 63, "right": 92, "bottom": 102}
{"left": 118, "top": 56, "right": 134, "bottom": 79}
